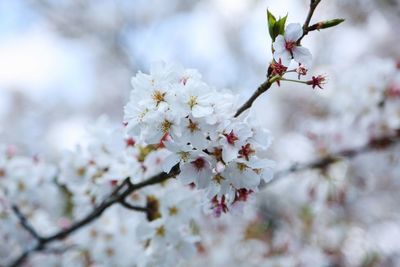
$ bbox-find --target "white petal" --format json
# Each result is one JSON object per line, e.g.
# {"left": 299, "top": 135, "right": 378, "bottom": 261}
{"left": 242, "top": 169, "right": 260, "bottom": 189}
{"left": 191, "top": 132, "right": 208, "bottom": 150}
{"left": 261, "top": 167, "right": 274, "bottom": 183}
{"left": 163, "top": 139, "right": 179, "bottom": 152}
{"left": 222, "top": 145, "right": 239, "bottom": 163}
{"left": 293, "top": 46, "right": 312, "bottom": 67}
{"left": 251, "top": 128, "right": 273, "bottom": 149}
{"left": 192, "top": 105, "right": 213, "bottom": 118}
{"left": 272, "top": 35, "right": 286, "bottom": 53}
{"left": 273, "top": 50, "right": 292, "bottom": 67}
{"left": 178, "top": 164, "right": 196, "bottom": 184}
{"left": 162, "top": 154, "right": 180, "bottom": 173}
{"left": 197, "top": 168, "right": 212, "bottom": 188}
{"left": 285, "top": 23, "right": 303, "bottom": 42}
{"left": 136, "top": 222, "right": 154, "bottom": 240}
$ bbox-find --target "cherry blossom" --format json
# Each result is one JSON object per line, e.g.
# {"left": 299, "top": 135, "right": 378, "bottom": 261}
{"left": 273, "top": 23, "right": 312, "bottom": 67}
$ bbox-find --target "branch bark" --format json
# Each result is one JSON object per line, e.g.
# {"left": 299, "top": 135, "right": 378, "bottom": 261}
{"left": 265, "top": 130, "right": 400, "bottom": 186}
{"left": 298, "top": 0, "right": 322, "bottom": 43}
{"left": 234, "top": 79, "right": 274, "bottom": 117}
{"left": 7, "top": 164, "right": 180, "bottom": 267}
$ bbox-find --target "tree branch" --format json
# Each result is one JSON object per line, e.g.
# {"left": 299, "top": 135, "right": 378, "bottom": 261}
{"left": 298, "top": 0, "right": 322, "bottom": 43}
{"left": 7, "top": 164, "right": 180, "bottom": 267}
{"left": 265, "top": 130, "right": 400, "bottom": 186}
{"left": 12, "top": 205, "right": 44, "bottom": 242}
{"left": 119, "top": 200, "right": 148, "bottom": 212}
{"left": 234, "top": 79, "right": 274, "bottom": 118}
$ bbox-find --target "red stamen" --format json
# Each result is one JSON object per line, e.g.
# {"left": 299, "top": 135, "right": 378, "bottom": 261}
{"left": 224, "top": 130, "right": 239, "bottom": 145}
{"left": 125, "top": 137, "right": 136, "bottom": 147}
{"left": 238, "top": 143, "right": 255, "bottom": 161}
{"left": 307, "top": 75, "right": 326, "bottom": 89}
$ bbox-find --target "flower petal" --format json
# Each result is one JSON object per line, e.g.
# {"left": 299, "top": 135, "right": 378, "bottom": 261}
{"left": 293, "top": 46, "right": 312, "bottom": 67}
{"left": 192, "top": 105, "right": 213, "bottom": 118}
{"left": 273, "top": 50, "right": 292, "bottom": 67}
{"left": 285, "top": 23, "right": 303, "bottom": 42}
{"left": 178, "top": 164, "right": 196, "bottom": 184}
{"left": 272, "top": 35, "right": 286, "bottom": 53}
{"left": 162, "top": 154, "right": 180, "bottom": 173}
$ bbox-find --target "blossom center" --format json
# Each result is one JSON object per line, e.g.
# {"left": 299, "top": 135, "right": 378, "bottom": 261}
{"left": 188, "top": 96, "right": 198, "bottom": 109}
{"left": 180, "top": 76, "right": 189, "bottom": 85}
{"left": 168, "top": 206, "right": 179, "bottom": 216}
{"left": 155, "top": 225, "right": 166, "bottom": 237}
{"left": 160, "top": 119, "right": 172, "bottom": 133}
{"left": 224, "top": 130, "right": 239, "bottom": 145}
{"left": 152, "top": 90, "right": 166, "bottom": 106}
{"left": 192, "top": 157, "right": 206, "bottom": 171}
{"left": 236, "top": 163, "right": 247, "bottom": 172}
{"left": 213, "top": 174, "right": 225, "bottom": 184}
{"left": 285, "top": 41, "right": 296, "bottom": 52}
{"left": 187, "top": 119, "right": 200, "bottom": 133}
{"left": 238, "top": 143, "right": 255, "bottom": 161}
{"left": 125, "top": 137, "right": 136, "bottom": 147}
{"left": 178, "top": 151, "right": 190, "bottom": 162}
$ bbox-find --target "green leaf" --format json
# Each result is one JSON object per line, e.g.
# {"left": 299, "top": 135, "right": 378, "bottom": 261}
{"left": 267, "top": 9, "right": 277, "bottom": 40}
{"left": 267, "top": 10, "right": 288, "bottom": 41}
{"left": 276, "top": 14, "right": 288, "bottom": 37}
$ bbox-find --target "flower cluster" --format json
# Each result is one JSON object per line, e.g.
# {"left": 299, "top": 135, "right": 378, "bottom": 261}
{"left": 124, "top": 62, "right": 275, "bottom": 214}
{"left": 0, "top": 3, "right": 353, "bottom": 266}
{"left": 136, "top": 181, "right": 200, "bottom": 267}
{"left": 269, "top": 21, "right": 328, "bottom": 90}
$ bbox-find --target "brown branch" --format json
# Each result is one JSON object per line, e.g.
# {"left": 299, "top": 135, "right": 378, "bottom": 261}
{"left": 298, "top": 0, "right": 322, "bottom": 43}
{"left": 12, "top": 205, "right": 44, "bottom": 241}
{"left": 7, "top": 164, "right": 180, "bottom": 267}
{"left": 234, "top": 79, "right": 274, "bottom": 117}
{"left": 265, "top": 130, "right": 400, "bottom": 186}
{"left": 119, "top": 200, "right": 147, "bottom": 212}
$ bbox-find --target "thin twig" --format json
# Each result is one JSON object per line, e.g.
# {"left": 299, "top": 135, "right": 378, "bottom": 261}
{"left": 12, "top": 205, "right": 44, "bottom": 241}
{"left": 234, "top": 75, "right": 282, "bottom": 118}
{"left": 7, "top": 164, "right": 180, "bottom": 267}
{"left": 265, "top": 130, "right": 400, "bottom": 186}
{"left": 235, "top": 1, "right": 323, "bottom": 118}
{"left": 298, "top": 0, "right": 322, "bottom": 43}
{"left": 234, "top": 79, "right": 274, "bottom": 118}
{"left": 119, "top": 200, "right": 147, "bottom": 212}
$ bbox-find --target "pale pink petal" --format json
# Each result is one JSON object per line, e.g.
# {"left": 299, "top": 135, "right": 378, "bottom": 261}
{"left": 272, "top": 35, "right": 286, "bottom": 53}
{"left": 178, "top": 164, "right": 196, "bottom": 184}
{"left": 192, "top": 105, "right": 213, "bottom": 118}
{"left": 222, "top": 145, "right": 239, "bottom": 163}
{"left": 285, "top": 23, "right": 303, "bottom": 42}
{"left": 293, "top": 46, "right": 312, "bottom": 67}
{"left": 273, "top": 49, "right": 292, "bottom": 67}
{"left": 198, "top": 168, "right": 212, "bottom": 189}
{"left": 162, "top": 154, "right": 180, "bottom": 173}
{"left": 241, "top": 169, "right": 260, "bottom": 189}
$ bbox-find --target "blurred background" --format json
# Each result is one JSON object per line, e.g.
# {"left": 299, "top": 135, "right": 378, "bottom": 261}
{"left": 2, "top": 1, "right": 400, "bottom": 266}
{"left": 1, "top": 0, "right": 399, "bottom": 156}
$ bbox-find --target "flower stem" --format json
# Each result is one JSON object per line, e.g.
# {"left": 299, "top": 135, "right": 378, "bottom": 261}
{"left": 281, "top": 78, "right": 307, "bottom": 85}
